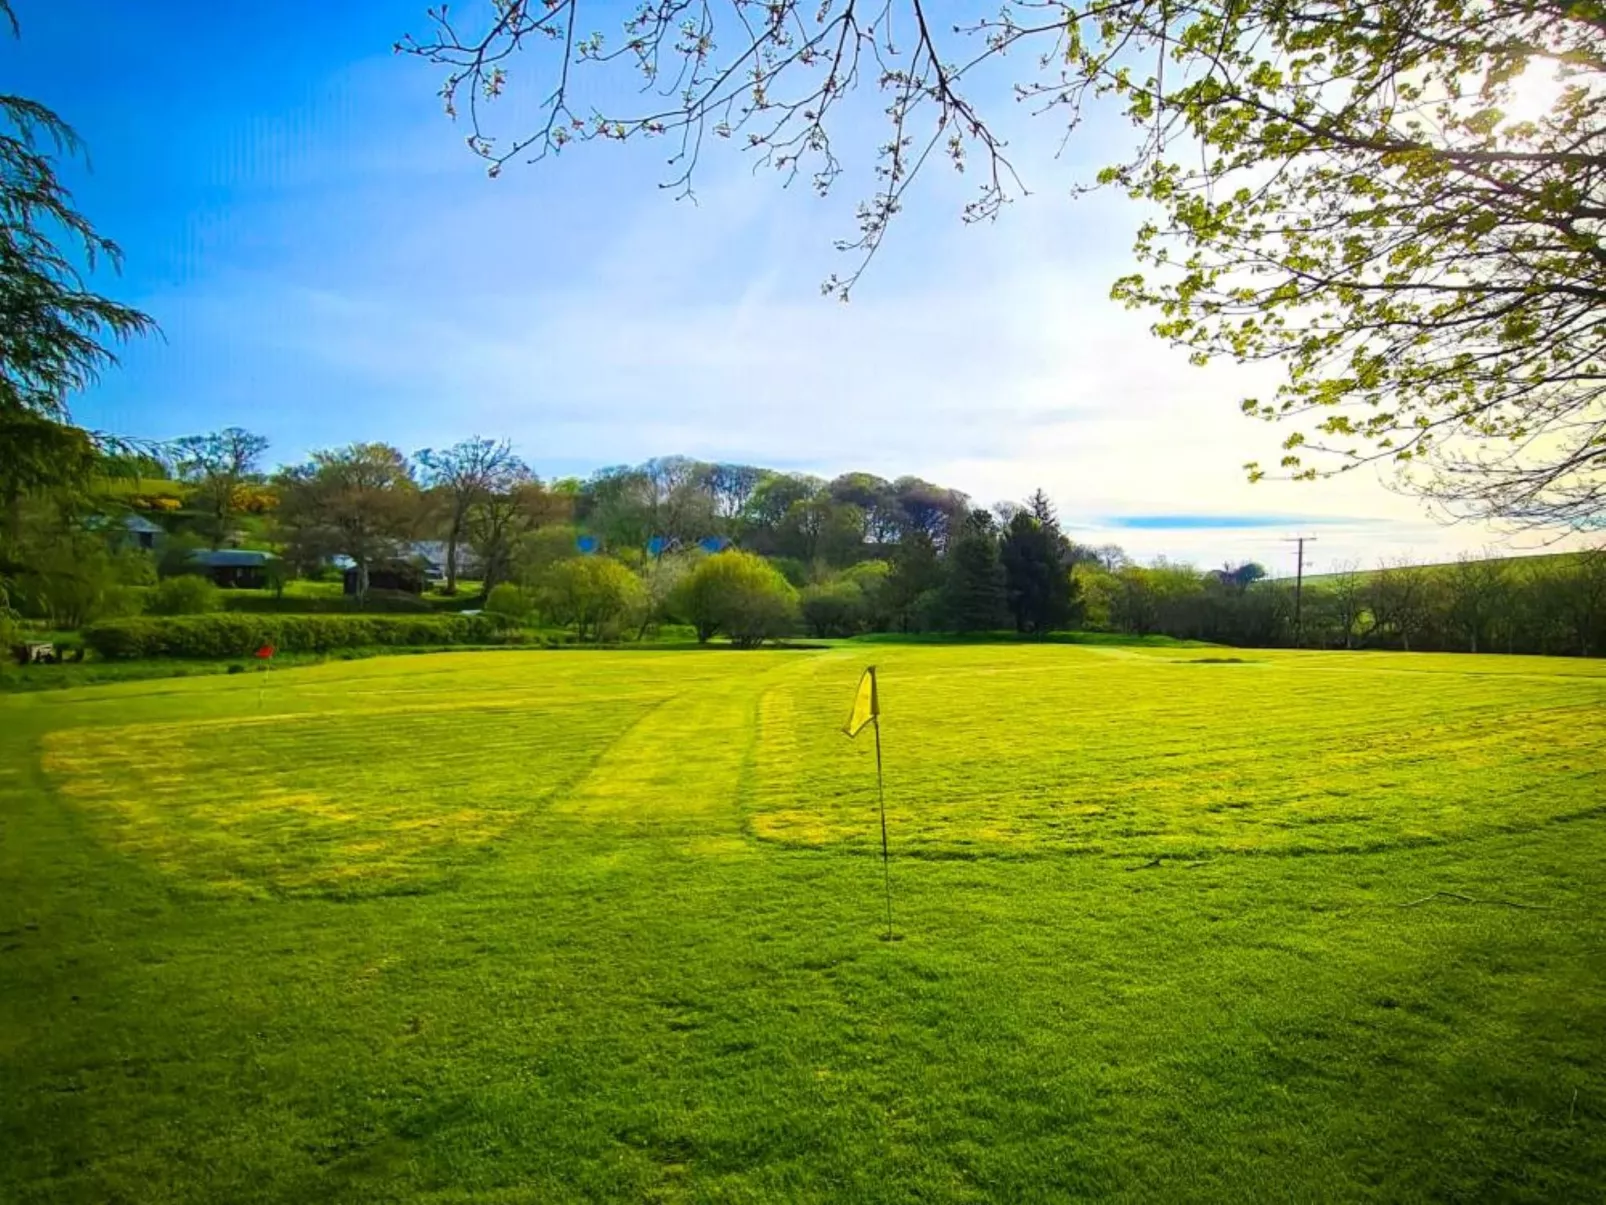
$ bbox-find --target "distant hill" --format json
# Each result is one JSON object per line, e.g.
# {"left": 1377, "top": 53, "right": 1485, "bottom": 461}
{"left": 1286, "top": 549, "right": 1592, "bottom": 584}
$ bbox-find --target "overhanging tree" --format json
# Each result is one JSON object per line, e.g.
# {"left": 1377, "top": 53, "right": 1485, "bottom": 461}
{"left": 1, "top": 0, "right": 155, "bottom": 539}
{"left": 401, "top": 0, "right": 1606, "bottom": 529}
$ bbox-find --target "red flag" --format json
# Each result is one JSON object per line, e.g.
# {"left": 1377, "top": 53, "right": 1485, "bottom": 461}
{"left": 255, "top": 644, "right": 275, "bottom": 660}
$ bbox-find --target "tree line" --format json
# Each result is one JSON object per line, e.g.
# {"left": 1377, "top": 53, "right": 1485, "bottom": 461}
{"left": 1078, "top": 555, "right": 1606, "bottom": 659}
{"left": 6, "top": 427, "right": 1602, "bottom": 658}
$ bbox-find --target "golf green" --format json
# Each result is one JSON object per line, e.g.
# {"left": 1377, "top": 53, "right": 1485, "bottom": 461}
{"left": 3, "top": 644, "right": 1603, "bottom": 1201}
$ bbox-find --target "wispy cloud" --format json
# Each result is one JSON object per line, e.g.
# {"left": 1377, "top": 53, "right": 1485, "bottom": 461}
{"left": 1103, "top": 514, "right": 1364, "bottom": 531}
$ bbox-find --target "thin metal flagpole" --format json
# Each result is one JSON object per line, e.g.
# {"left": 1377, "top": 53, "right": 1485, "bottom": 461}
{"left": 872, "top": 706, "right": 893, "bottom": 942}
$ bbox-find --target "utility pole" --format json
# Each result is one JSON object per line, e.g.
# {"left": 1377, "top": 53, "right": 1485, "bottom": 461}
{"left": 1284, "top": 535, "right": 1317, "bottom": 647}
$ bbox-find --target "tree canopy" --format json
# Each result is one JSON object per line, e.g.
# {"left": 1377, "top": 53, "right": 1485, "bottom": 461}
{"left": 400, "top": 0, "right": 1606, "bottom": 530}
{"left": 673, "top": 549, "right": 799, "bottom": 646}
{"left": 173, "top": 428, "right": 270, "bottom": 548}
{"left": 416, "top": 436, "right": 524, "bottom": 592}
{"left": 942, "top": 510, "right": 1008, "bottom": 632}
{"left": 274, "top": 444, "right": 419, "bottom": 594}
{"left": 1001, "top": 509, "right": 1081, "bottom": 635}
{"left": 537, "top": 553, "right": 644, "bottom": 640}
{"left": 0, "top": 1, "right": 155, "bottom": 519}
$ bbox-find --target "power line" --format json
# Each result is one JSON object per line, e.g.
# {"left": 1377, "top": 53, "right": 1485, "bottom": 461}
{"left": 1283, "top": 535, "right": 1317, "bottom": 647}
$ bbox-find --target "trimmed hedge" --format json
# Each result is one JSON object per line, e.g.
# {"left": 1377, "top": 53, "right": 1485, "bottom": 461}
{"left": 221, "top": 588, "right": 435, "bottom": 614}
{"left": 83, "top": 613, "right": 510, "bottom": 660}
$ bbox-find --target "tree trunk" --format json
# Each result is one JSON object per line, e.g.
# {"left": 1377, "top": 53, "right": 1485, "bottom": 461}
{"left": 480, "top": 552, "right": 503, "bottom": 599}
{"left": 445, "top": 523, "right": 461, "bottom": 595}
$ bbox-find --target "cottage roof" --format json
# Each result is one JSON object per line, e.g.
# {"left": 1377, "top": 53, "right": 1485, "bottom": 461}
{"left": 188, "top": 549, "right": 277, "bottom": 568}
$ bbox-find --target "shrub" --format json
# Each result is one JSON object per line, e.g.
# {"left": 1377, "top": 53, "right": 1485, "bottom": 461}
{"left": 157, "top": 533, "right": 209, "bottom": 578}
{"left": 82, "top": 613, "right": 509, "bottom": 660}
{"left": 12, "top": 539, "right": 149, "bottom": 629}
{"left": 116, "top": 549, "right": 159, "bottom": 587}
{"left": 768, "top": 556, "right": 809, "bottom": 588}
{"left": 147, "top": 574, "right": 223, "bottom": 616}
{"left": 800, "top": 580, "right": 865, "bottom": 637}
{"left": 0, "top": 586, "right": 19, "bottom": 650}
{"left": 536, "top": 557, "right": 645, "bottom": 640}
{"left": 483, "top": 583, "right": 531, "bottom": 622}
{"left": 97, "top": 585, "right": 147, "bottom": 621}
{"left": 673, "top": 550, "right": 798, "bottom": 647}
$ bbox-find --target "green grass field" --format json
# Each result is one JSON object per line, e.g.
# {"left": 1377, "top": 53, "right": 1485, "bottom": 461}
{"left": 3, "top": 645, "right": 1604, "bottom": 1201}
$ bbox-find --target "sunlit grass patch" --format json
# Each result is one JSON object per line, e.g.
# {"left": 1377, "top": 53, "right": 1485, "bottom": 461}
{"left": 4, "top": 645, "right": 1606, "bottom": 1201}
{"left": 745, "top": 646, "right": 1606, "bottom": 859}
{"left": 34, "top": 646, "right": 1606, "bottom": 880}
{"left": 41, "top": 699, "right": 656, "bottom": 897}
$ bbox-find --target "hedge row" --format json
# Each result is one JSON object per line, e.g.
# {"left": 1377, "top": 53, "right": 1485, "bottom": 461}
{"left": 220, "top": 589, "right": 436, "bottom": 615}
{"left": 82, "top": 613, "right": 510, "bottom": 660}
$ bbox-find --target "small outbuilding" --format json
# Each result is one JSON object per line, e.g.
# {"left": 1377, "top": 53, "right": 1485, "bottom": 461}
{"left": 85, "top": 512, "right": 166, "bottom": 551}
{"left": 342, "top": 559, "right": 427, "bottom": 596}
{"left": 401, "top": 540, "right": 481, "bottom": 583}
{"left": 122, "top": 514, "right": 165, "bottom": 551}
{"left": 187, "top": 549, "right": 277, "bottom": 589}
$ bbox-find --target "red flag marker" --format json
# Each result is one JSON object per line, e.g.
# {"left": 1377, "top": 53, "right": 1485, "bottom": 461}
{"left": 255, "top": 644, "right": 274, "bottom": 709}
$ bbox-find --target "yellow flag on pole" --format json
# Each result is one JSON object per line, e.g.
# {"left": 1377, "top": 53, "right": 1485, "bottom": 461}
{"left": 843, "top": 665, "right": 894, "bottom": 938}
{"left": 843, "top": 667, "right": 879, "bottom": 738}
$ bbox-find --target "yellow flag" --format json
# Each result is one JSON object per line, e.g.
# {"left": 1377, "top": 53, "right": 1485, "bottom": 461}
{"left": 843, "top": 667, "right": 879, "bottom": 738}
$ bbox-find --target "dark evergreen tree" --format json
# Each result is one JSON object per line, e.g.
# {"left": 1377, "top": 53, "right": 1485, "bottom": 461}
{"left": 885, "top": 529, "right": 943, "bottom": 632}
{"left": 1026, "top": 488, "right": 1057, "bottom": 528}
{"left": 1001, "top": 510, "right": 1081, "bottom": 635}
{"left": 1, "top": 5, "right": 156, "bottom": 543}
{"left": 942, "top": 510, "right": 1007, "bottom": 633}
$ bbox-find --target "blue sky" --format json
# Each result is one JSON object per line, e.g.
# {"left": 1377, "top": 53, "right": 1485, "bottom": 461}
{"left": 3, "top": 0, "right": 1569, "bottom": 571}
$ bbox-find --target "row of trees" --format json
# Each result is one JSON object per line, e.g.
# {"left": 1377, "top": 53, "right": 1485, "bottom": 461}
{"left": 487, "top": 500, "right": 1606, "bottom": 658}
{"left": 103, "top": 434, "right": 1023, "bottom": 596}
{"left": 1076, "top": 553, "right": 1606, "bottom": 659}
{"left": 24, "top": 423, "right": 1603, "bottom": 657}
{"left": 481, "top": 500, "right": 1087, "bottom": 645}
{"left": 1303, "top": 555, "right": 1606, "bottom": 658}
{"left": 197, "top": 434, "right": 1091, "bottom": 642}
